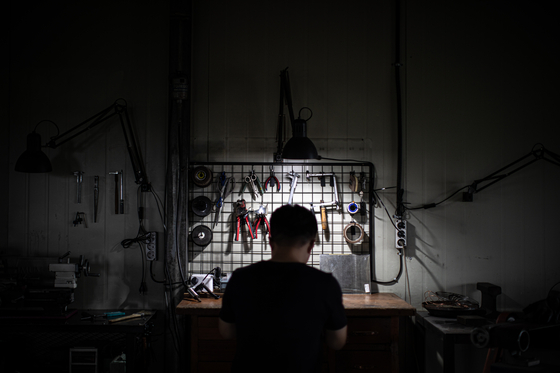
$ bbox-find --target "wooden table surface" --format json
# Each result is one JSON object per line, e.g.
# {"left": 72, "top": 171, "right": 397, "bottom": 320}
{"left": 176, "top": 292, "right": 416, "bottom": 316}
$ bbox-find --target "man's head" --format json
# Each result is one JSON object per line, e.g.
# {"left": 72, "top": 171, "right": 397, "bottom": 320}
{"left": 269, "top": 204, "right": 318, "bottom": 262}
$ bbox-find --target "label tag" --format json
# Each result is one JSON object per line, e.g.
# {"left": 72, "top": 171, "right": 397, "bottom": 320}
{"left": 364, "top": 283, "right": 370, "bottom": 293}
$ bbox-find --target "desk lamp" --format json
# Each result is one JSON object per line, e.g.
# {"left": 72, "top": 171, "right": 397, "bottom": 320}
{"left": 275, "top": 68, "right": 319, "bottom": 161}
{"left": 14, "top": 99, "right": 150, "bottom": 191}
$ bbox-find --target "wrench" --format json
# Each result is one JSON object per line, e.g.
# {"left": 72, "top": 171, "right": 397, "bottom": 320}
{"left": 286, "top": 171, "right": 300, "bottom": 205}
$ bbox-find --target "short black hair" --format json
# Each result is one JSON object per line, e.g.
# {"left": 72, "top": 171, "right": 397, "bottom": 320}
{"left": 269, "top": 204, "right": 318, "bottom": 247}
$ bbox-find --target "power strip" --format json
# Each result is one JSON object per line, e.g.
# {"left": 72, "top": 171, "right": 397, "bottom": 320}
{"left": 146, "top": 232, "right": 157, "bottom": 261}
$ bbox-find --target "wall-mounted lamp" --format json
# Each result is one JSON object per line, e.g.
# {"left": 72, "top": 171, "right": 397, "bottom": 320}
{"left": 15, "top": 120, "right": 57, "bottom": 173}
{"left": 462, "top": 143, "right": 560, "bottom": 202}
{"left": 14, "top": 99, "right": 150, "bottom": 191}
{"left": 274, "top": 68, "right": 319, "bottom": 161}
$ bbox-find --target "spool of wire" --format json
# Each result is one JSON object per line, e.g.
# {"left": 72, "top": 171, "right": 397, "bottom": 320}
{"left": 347, "top": 201, "right": 359, "bottom": 215}
{"left": 343, "top": 221, "right": 364, "bottom": 244}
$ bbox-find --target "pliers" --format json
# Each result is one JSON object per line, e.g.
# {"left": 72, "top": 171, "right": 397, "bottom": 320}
{"left": 235, "top": 199, "right": 254, "bottom": 241}
{"left": 253, "top": 205, "right": 270, "bottom": 239}
{"left": 264, "top": 166, "right": 280, "bottom": 192}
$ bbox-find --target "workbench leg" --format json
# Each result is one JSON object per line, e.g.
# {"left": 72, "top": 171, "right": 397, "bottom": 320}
{"left": 424, "top": 328, "right": 455, "bottom": 373}
{"left": 126, "top": 333, "right": 137, "bottom": 373}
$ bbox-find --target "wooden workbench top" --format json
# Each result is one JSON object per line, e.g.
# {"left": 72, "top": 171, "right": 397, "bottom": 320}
{"left": 176, "top": 292, "right": 416, "bottom": 317}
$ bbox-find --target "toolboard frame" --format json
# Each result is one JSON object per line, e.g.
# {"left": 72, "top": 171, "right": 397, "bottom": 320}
{"left": 186, "top": 161, "right": 375, "bottom": 282}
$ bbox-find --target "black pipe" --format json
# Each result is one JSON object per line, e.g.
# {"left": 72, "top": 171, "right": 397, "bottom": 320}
{"left": 395, "top": 0, "right": 405, "bottom": 218}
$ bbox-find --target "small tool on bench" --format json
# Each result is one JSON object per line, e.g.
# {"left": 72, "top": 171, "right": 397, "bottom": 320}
{"left": 108, "top": 310, "right": 149, "bottom": 323}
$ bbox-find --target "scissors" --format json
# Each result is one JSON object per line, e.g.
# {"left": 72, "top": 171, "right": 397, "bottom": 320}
{"left": 214, "top": 172, "right": 235, "bottom": 227}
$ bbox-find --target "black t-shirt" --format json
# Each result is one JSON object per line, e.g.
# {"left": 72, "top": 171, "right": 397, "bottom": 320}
{"left": 219, "top": 261, "right": 347, "bottom": 373}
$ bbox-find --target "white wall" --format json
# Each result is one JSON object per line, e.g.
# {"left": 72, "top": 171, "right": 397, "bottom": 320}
{"left": 4, "top": 0, "right": 170, "bottom": 309}
{"left": 191, "top": 0, "right": 560, "bottom": 311}
{"left": 4, "top": 0, "right": 559, "bottom": 316}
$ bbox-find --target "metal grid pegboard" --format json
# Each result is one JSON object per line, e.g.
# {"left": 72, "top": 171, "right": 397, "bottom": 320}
{"left": 187, "top": 161, "right": 374, "bottom": 278}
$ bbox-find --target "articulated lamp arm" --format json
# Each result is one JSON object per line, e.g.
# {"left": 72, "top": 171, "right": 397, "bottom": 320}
{"left": 16, "top": 99, "right": 150, "bottom": 191}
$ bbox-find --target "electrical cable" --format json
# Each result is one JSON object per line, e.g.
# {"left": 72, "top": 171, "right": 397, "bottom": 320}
{"left": 372, "top": 248, "right": 404, "bottom": 285}
{"left": 403, "top": 245, "right": 412, "bottom": 304}
{"left": 317, "top": 156, "right": 369, "bottom": 163}
{"left": 373, "top": 190, "right": 399, "bottom": 230}
{"left": 118, "top": 186, "right": 151, "bottom": 295}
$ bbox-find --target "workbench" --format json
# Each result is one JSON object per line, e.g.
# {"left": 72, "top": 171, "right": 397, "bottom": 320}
{"left": 0, "top": 309, "right": 156, "bottom": 372}
{"left": 177, "top": 293, "right": 415, "bottom": 373}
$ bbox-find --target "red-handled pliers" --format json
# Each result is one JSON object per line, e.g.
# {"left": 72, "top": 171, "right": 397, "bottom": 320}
{"left": 235, "top": 199, "right": 254, "bottom": 241}
{"left": 264, "top": 166, "right": 280, "bottom": 192}
{"left": 253, "top": 205, "right": 270, "bottom": 239}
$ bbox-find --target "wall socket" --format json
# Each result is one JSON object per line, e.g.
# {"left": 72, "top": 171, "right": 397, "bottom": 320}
{"left": 146, "top": 232, "right": 157, "bottom": 261}
{"left": 395, "top": 219, "right": 407, "bottom": 249}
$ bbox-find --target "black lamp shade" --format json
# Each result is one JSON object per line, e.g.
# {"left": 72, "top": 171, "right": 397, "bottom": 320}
{"left": 282, "top": 118, "right": 319, "bottom": 160}
{"left": 15, "top": 132, "right": 53, "bottom": 173}
{"left": 282, "top": 137, "right": 319, "bottom": 159}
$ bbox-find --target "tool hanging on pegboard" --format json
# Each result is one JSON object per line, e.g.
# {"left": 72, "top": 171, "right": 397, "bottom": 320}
{"left": 192, "top": 166, "right": 213, "bottom": 188}
{"left": 191, "top": 195, "right": 213, "bottom": 217}
{"left": 192, "top": 225, "right": 213, "bottom": 246}
{"left": 235, "top": 199, "right": 254, "bottom": 241}
{"left": 343, "top": 221, "right": 364, "bottom": 244}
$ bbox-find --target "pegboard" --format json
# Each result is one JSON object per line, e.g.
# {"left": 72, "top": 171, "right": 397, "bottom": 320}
{"left": 187, "top": 161, "right": 374, "bottom": 278}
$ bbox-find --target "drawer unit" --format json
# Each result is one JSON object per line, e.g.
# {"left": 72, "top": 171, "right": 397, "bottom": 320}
{"left": 332, "top": 316, "right": 398, "bottom": 372}
{"left": 189, "top": 315, "right": 400, "bottom": 373}
{"left": 346, "top": 317, "right": 392, "bottom": 345}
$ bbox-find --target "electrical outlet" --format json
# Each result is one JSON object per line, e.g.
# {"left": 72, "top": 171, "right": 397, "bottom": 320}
{"left": 146, "top": 232, "right": 157, "bottom": 261}
{"left": 395, "top": 219, "right": 407, "bottom": 249}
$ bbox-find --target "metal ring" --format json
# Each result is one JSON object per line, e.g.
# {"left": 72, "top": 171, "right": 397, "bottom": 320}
{"left": 343, "top": 221, "right": 364, "bottom": 244}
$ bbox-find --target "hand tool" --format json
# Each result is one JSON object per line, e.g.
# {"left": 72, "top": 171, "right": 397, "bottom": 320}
{"left": 235, "top": 199, "right": 254, "bottom": 241}
{"left": 359, "top": 172, "right": 367, "bottom": 216}
{"left": 349, "top": 171, "right": 360, "bottom": 192}
{"left": 264, "top": 166, "right": 280, "bottom": 192}
{"left": 239, "top": 170, "right": 261, "bottom": 199}
{"left": 93, "top": 176, "right": 99, "bottom": 223}
{"left": 254, "top": 172, "right": 264, "bottom": 195}
{"left": 253, "top": 204, "right": 270, "bottom": 239}
{"left": 186, "top": 286, "right": 202, "bottom": 302}
{"left": 109, "top": 171, "right": 124, "bottom": 214}
{"left": 286, "top": 170, "right": 300, "bottom": 205}
{"left": 192, "top": 225, "right": 213, "bottom": 246}
{"left": 81, "top": 311, "right": 125, "bottom": 321}
{"left": 192, "top": 166, "right": 213, "bottom": 188}
{"left": 118, "top": 170, "right": 124, "bottom": 213}
{"left": 108, "top": 310, "right": 149, "bottom": 323}
{"left": 320, "top": 201, "right": 327, "bottom": 230}
{"left": 73, "top": 212, "right": 87, "bottom": 227}
{"left": 306, "top": 171, "right": 340, "bottom": 211}
{"left": 73, "top": 171, "right": 84, "bottom": 203}
{"left": 214, "top": 172, "right": 235, "bottom": 227}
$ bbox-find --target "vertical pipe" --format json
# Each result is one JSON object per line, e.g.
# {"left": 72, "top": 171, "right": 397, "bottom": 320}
{"left": 395, "top": 0, "right": 405, "bottom": 218}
